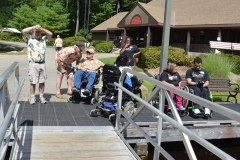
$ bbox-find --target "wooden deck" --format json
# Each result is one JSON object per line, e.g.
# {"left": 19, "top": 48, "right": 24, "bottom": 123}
{"left": 10, "top": 126, "right": 136, "bottom": 160}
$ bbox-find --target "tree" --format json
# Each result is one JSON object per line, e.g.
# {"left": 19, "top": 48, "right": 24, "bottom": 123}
{"left": 8, "top": 4, "right": 38, "bottom": 30}
{"left": 75, "top": 0, "right": 79, "bottom": 36}
{"left": 8, "top": 3, "right": 70, "bottom": 36}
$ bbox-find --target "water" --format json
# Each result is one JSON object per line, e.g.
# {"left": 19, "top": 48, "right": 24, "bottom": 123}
{"left": 147, "top": 138, "right": 240, "bottom": 159}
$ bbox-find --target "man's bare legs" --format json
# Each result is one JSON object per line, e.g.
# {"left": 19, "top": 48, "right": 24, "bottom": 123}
{"left": 30, "top": 84, "right": 36, "bottom": 95}
{"left": 67, "top": 74, "right": 73, "bottom": 94}
{"left": 56, "top": 73, "right": 63, "bottom": 97}
{"left": 39, "top": 83, "right": 45, "bottom": 94}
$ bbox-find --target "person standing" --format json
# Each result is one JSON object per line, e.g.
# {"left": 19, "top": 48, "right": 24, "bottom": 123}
{"left": 22, "top": 24, "right": 52, "bottom": 105}
{"left": 120, "top": 37, "right": 141, "bottom": 68}
{"left": 55, "top": 42, "right": 85, "bottom": 98}
{"left": 53, "top": 35, "right": 63, "bottom": 52}
{"left": 186, "top": 57, "right": 211, "bottom": 115}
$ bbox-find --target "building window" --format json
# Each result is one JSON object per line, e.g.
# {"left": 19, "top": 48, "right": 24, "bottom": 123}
{"left": 131, "top": 15, "right": 142, "bottom": 24}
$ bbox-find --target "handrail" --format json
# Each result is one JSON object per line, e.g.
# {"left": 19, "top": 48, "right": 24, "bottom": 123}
{"left": 114, "top": 68, "right": 238, "bottom": 160}
{"left": 0, "top": 62, "right": 23, "bottom": 160}
{"left": 0, "top": 62, "right": 19, "bottom": 89}
{"left": 0, "top": 79, "right": 24, "bottom": 144}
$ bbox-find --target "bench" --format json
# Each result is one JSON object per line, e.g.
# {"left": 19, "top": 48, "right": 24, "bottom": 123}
{"left": 181, "top": 76, "right": 240, "bottom": 103}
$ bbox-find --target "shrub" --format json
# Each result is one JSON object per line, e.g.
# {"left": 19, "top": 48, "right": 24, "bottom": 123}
{"left": 0, "top": 32, "right": 12, "bottom": 41}
{"left": 199, "top": 54, "right": 235, "bottom": 78}
{"left": 47, "top": 38, "right": 56, "bottom": 46}
{"left": 223, "top": 54, "right": 240, "bottom": 74}
{"left": 139, "top": 46, "right": 190, "bottom": 69}
{"left": 62, "top": 36, "right": 85, "bottom": 47}
{"left": 0, "top": 32, "right": 23, "bottom": 42}
{"left": 90, "top": 40, "right": 105, "bottom": 47}
{"left": 95, "top": 42, "right": 116, "bottom": 53}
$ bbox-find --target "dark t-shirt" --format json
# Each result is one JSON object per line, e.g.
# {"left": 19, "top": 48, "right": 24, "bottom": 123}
{"left": 185, "top": 68, "right": 210, "bottom": 83}
{"left": 122, "top": 45, "right": 140, "bottom": 66}
{"left": 160, "top": 71, "right": 182, "bottom": 86}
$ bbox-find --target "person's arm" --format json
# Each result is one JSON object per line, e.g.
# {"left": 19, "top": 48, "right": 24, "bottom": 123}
{"left": 53, "top": 40, "right": 57, "bottom": 47}
{"left": 203, "top": 70, "right": 210, "bottom": 87}
{"left": 203, "top": 81, "right": 209, "bottom": 87}
{"left": 133, "top": 51, "right": 140, "bottom": 58}
{"left": 41, "top": 28, "right": 52, "bottom": 40}
{"left": 162, "top": 80, "right": 175, "bottom": 87}
{"left": 120, "top": 43, "right": 130, "bottom": 54}
{"left": 22, "top": 25, "right": 38, "bottom": 37}
{"left": 186, "top": 78, "right": 197, "bottom": 86}
{"left": 56, "top": 57, "right": 66, "bottom": 74}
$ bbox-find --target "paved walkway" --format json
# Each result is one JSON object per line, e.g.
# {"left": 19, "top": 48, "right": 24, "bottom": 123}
{"left": 0, "top": 41, "right": 118, "bottom": 102}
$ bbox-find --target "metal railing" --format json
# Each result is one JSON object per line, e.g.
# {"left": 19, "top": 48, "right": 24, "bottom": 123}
{"left": 114, "top": 68, "right": 240, "bottom": 160}
{"left": 0, "top": 62, "right": 24, "bottom": 160}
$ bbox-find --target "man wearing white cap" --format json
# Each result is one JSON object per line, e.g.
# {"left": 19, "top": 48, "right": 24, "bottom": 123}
{"left": 72, "top": 46, "right": 104, "bottom": 96}
{"left": 53, "top": 35, "right": 63, "bottom": 52}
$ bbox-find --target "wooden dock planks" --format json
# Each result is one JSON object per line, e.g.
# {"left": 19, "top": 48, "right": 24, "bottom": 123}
{"left": 11, "top": 126, "right": 136, "bottom": 160}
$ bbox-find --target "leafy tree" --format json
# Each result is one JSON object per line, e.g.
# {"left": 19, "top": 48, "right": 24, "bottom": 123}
{"left": 8, "top": 3, "right": 70, "bottom": 36}
{"left": 8, "top": 4, "right": 38, "bottom": 30}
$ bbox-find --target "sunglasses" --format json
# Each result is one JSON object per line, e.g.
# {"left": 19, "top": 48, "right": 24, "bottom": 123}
{"left": 86, "top": 51, "right": 92, "bottom": 55}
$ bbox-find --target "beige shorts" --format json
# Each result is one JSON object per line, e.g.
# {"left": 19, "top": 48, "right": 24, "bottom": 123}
{"left": 28, "top": 62, "right": 47, "bottom": 84}
{"left": 56, "top": 64, "right": 73, "bottom": 77}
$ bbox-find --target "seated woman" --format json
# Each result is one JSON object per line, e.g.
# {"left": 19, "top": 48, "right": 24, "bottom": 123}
{"left": 160, "top": 62, "right": 185, "bottom": 111}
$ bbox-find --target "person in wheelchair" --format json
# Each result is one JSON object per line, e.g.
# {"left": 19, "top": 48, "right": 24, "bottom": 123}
{"left": 160, "top": 62, "right": 185, "bottom": 111}
{"left": 115, "top": 54, "right": 138, "bottom": 88}
{"left": 186, "top": 57, "right": 210, "bottom": 115}
{"left": 72, "top": 46, "right": 104, "bottom": 96}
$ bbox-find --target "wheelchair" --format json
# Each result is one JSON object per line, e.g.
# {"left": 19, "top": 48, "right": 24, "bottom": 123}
{"left": 90, "top": 64, "right": 143, "bottom": 122}
{"left": 68, "top": 69, "right": 101, "bottom": 104}
{"left": 150, "top": 74, "right": 185, "bottom": 118}
{"left": 182, "top": 85, "right": 213, "bottom": 118}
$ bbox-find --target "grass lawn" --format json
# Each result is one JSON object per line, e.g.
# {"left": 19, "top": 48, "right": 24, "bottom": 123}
{"left": 0, "top": 51, "right": 26, "bottom": 55}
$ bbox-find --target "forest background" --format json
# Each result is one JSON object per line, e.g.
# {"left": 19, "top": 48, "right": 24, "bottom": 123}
{"left": 0, "top": 0, "right": 151, "bottom": 40}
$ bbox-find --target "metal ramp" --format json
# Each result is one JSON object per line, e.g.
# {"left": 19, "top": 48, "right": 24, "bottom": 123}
{"left": 10, "top": 126, "right": 137, "bottom": 160}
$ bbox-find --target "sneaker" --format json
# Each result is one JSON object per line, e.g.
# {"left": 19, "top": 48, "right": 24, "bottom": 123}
{"left": 29, "top": 96, "right": 36, "bottom": 105}
{"left": 177, "top": 106, "right": 185, "bottom": 111}
{"left": 194, "top": 108, "right": 200, "bottom": 114}
{"left": 72, "top": 87, "right": 79, "bottom": 93}
{"left": 83, "top": 89, "right": 90, "bottom": 96}
{"left": 39, "top": 97, "right": 47, "bottom": 104}
{"left": 204, "top": 108, "right": 210, "bottom": 115}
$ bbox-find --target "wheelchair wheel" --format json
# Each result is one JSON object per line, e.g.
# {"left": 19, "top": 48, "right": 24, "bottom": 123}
{"left": 94, "top": 88, "right": 100, "bottom": 103}
{"left": 90, "top": 109, "right": 98, "bottom": 117}
{"left": 90, "top": 98, "right": 95, "bottom": 104}
{"left": 68, "top": 96, "right": 73, "bottom": 103}
{"left": 109, "top": 114, "right": 116, "bottom": 122}
{"left": 123, "top": 101, "right": 135, "bottom": 117}
{"left": 182, "top": 86, "right": 189, "bottom": 109}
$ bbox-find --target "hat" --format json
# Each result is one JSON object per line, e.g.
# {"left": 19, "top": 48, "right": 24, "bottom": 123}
{"left": 57, "top": 35, "right": 60, "bottom": 38}
{"left": 75, "top": 42, "right": 85, "bottom": 51}
{"left": 86, "top": 46, "right": 95, "bottom": 54}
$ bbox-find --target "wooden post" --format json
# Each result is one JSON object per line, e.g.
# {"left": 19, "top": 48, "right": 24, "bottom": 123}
{"left": 121, "top": 28, "right": 126, "bottom": 47}
{"left": 146, "top": 27, "right": 151, "bottom": 47}
{"left": 218, "top": 27, "right": 222, "bottom": 41}
{"left": 106, "top": 30, "right": 109, "bottom": 42}
{"left": 186, "top": 28, "right": 191, "bottom": 55}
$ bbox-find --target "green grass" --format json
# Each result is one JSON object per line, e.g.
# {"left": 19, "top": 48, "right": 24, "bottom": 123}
{"left": 0, "top": 51, "right": 26, "bottom": 55}
{"left": 201, "top": 53, "right": 235, "bottom": 78}
{"left": 98, "top": 57, "right": 117, "bottom": 65}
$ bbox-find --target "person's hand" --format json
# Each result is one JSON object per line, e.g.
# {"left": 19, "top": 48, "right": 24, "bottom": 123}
{"left": 61, "top": 68, "right": 67, "bottom": 74}
{"left": 34, "top": 25, "right": 42, "bottom": 31}
{"left": 125, "top": 43, "right": 130, "bottom": 48}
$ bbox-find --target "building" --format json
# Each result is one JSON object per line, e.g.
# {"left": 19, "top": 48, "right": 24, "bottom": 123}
{"left": 91, "top": 0, "right": 240, "bottom": 54}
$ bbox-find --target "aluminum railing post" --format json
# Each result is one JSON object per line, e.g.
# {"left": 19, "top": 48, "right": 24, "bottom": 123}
{"left": 153, "top": 88, "right": 164, "bottom": 160}
{"left": 164, "top": 90, "right": 197, "bottom": 160}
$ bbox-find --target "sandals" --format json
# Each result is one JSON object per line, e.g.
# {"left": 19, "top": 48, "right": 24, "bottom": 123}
{"left": 56, "top": 93, "right": 63, "bottom": 99}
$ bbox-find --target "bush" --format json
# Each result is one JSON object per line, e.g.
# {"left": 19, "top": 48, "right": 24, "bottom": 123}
{"left": 62, "top": 36, "right": 85, "bottom": 47}
{"left": 0, "top": 32, "right": 23, "bottom": 42}
{"left": 95, "top": 42, "right": 116, "bottom": 53}
{"left": 199, "top": 54, "right": 235, "bottom": 78}
{"left": 139, "top": 46, "right": 190, "bottom": 69}
{"left": 89, "top": 40, "right": 105, "bottom": 47}
{"left": 223, "top": 54, "right": 240, "bottom": 74}
{"left": 47, "top": 38, "right": 56, "bottom": 46}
